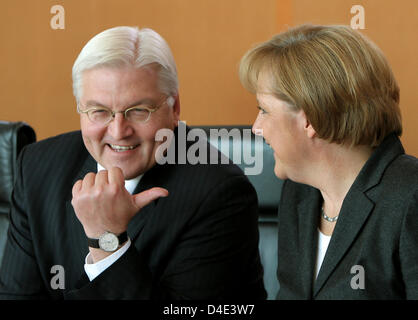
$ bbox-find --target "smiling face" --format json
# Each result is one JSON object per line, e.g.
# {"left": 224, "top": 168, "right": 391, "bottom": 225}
{"left": 252, "top": 75, "right": 312, "bottom": 181}
{"left": 79, "top": 66, "right": 180, "bottom": 179}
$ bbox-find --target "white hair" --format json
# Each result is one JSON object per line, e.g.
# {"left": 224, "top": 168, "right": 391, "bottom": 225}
{"left": 72, "top": 26, "right": 178, "bottom": 103}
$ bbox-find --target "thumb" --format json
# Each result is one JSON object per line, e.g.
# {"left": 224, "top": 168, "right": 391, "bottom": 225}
{"left": 132, "top": 187, "right": 169, "bottom": 210}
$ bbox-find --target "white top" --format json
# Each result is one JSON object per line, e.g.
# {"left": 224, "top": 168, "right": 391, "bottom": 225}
{"left": 83, "top": 164, "right": 142, "bottom": 281}
{"left": 314, "top": 229, "right": 332, "bottom": 280}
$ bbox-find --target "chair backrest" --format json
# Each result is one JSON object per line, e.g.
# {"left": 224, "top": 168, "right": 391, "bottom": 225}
{"left": 0, "top": 121, "right": 36, "bottom": 265}
{"left": 190, "top": 125, "right": 282, "bottom": 299}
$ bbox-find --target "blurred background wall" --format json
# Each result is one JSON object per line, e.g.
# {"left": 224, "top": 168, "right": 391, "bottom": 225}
{"left": 0, "top": 0, "right": 416, "bottom": 155}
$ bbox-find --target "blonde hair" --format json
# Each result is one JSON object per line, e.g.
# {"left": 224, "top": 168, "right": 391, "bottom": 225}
{"left": 72, "top": 26, "right": 178, "bottom": 103}
{"left": 239, "top": 24, "right": 402, "bottom": 147}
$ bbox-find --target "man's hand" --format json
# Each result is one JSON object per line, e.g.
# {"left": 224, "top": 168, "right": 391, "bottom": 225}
{"left": 71, "top": 167, "right": 168, "bottom": 261}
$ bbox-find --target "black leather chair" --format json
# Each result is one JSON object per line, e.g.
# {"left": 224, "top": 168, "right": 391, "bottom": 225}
{"left": 191, "top": 125, "right": 282, "bottom": 300}
{"left": 0, "top": 121, "right": 36, "bottom": 265}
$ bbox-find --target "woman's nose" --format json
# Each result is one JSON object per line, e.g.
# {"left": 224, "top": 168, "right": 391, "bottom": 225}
{"left": 252, "top": 115, "right": 263, "bottom": 137}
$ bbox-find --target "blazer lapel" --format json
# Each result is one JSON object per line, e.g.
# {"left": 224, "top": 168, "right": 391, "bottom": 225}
{"left": 127, "top": 127, "right": 179, "bottom": 243}
{"left": 69, "top": 152, "right": 97, "bottom": 192}
{"left": 127, "top": 163, "right": 168, "bottom": 243}
{"left": 313, "top": 191, "right": 373, "bottom": 296}
{"left": 127, "top": 181, "right": 156, "bottom": 243}
{"left": 296, "top": 192, "right": 321, "bottom": 298}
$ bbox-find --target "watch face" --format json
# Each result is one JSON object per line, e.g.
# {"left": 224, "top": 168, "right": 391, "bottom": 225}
{"left": 98, "top": 232, "right": 119, "bottom": 252}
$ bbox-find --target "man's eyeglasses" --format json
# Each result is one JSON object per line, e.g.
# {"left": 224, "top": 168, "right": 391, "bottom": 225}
{"left": 77, "top": 96, "right": 173, "bottom": 125}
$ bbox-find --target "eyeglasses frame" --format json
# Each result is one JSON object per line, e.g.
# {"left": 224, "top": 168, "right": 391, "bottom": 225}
{"left": 77, "top": 96, "right": 172, "bottom": 125}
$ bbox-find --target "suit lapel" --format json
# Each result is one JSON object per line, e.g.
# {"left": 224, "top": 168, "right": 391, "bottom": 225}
{"left": 127, "top": 179, "right": 156, "bottom": 243}
{"left": 71, "top": 152, "right": 97, "bottom": 187}
{"left": 296, "top": 192, "right": 321, "bottom": 298}
{"left": 127, "top": 127, "right": 179, "bottom": 243}
{"left": 127, "top": 163, "right": 169, "bottom": 243}
{"left": 313, "top": 190, "right": 373, "bottom": 296}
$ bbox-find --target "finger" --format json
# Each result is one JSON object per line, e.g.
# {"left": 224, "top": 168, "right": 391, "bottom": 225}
{"left": 108, "top": 167, "right": 125, "bottom": 187}
{"left": 132, "top": 187, "right": 169, "bottom": 210}
{"left": 82, "top": 172, "right": 96, "bottom": 189}
{"left": 95, "top": 169, "right": 109, "bottom": 186}
{"left": 72, "top": 179, "right": 82, "bottom": 197}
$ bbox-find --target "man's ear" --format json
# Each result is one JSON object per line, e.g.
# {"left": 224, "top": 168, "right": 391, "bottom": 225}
{"left": 171, "top": 94, "right": 180, "bottom": 125}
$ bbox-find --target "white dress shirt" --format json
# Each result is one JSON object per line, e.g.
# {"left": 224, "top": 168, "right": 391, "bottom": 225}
{"left": 314, "top": 228, "right": 331, "bottom": 280}
{"left": 83, "top": 164, "right": 142, "bottom": 281}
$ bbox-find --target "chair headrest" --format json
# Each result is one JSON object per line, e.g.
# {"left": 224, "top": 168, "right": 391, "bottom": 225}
{"left": 190, "top": 125, "right": 283, "bottom": 210}
{"left": 0, "top": 121, "right": 36, "bottom": 211}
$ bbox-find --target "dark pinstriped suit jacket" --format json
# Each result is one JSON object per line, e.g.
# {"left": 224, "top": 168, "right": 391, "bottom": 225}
{"left": 277, "top": 134, "right": 418, "bottom": 299}
{"left": 0, "top": 128, "right": 266, "bottom": 299}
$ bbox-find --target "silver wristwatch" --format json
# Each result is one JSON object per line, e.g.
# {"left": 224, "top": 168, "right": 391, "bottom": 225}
{"left": 87, "top": 231, "right": 128, "bottom": 252}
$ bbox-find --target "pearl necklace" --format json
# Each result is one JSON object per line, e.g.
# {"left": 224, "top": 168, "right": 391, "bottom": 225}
{"left": 321, "top": 207, "right": 339, "bottom": 222}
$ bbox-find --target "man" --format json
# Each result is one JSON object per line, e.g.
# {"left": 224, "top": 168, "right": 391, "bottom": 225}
{"left": 0, "top": 26, "right": 266, "bottom": 299}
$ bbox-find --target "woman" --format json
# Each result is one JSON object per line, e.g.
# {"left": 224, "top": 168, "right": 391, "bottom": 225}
{"left": 239, "top": 24, "right": 418, "bottom": 299}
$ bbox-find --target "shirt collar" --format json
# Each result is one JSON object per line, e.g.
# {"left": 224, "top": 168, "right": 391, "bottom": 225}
{"left": 97, "top": 163, "right": 142, "bottom": 195}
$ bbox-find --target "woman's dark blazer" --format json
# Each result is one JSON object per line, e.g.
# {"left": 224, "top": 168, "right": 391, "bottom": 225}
{"left": 277, "top": 133, "right": 418, "bottom": 299}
